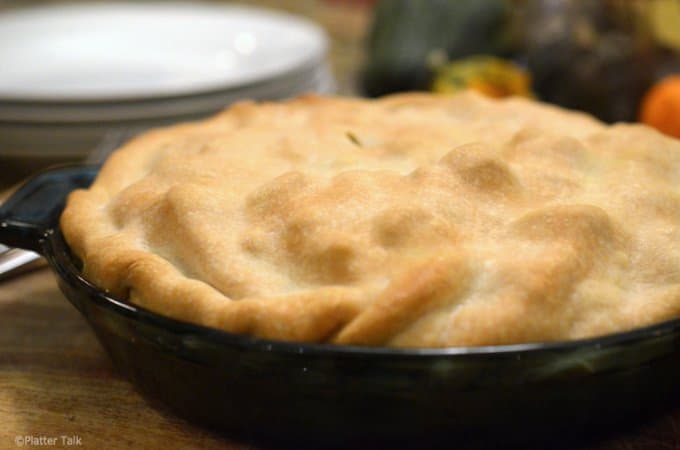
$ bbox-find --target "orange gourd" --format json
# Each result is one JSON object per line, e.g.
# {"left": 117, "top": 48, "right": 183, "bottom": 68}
{"left": 640, "top": 75, "right": 680, "bottom": 139}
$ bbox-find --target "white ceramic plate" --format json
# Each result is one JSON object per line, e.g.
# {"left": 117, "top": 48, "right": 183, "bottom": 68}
{"left": 0, "top": 63, "right": 334, "bottom": 123}
{"left": 0, "top": 66, "right": 335, "bottom": 160}
{"left": 0, "top": 2, "right": 327, "bottom": 101}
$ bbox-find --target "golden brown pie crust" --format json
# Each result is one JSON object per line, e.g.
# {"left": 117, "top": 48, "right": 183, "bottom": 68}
{"left": 60, "top": 92, "right": 680, "bottom": 347}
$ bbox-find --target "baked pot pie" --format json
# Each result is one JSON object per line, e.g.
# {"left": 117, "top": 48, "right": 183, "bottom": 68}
{"left": 61, "top": 92, "right": 680, "bottom": 348}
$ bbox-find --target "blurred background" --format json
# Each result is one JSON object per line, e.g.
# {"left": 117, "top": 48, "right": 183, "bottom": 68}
{"left": 1, "top": 0, "right": 680, "bottom": 188}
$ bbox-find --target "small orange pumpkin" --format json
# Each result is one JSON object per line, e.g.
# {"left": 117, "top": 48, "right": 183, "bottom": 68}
{"left": 640, "top": 75, "right": 680, "bottom": 139}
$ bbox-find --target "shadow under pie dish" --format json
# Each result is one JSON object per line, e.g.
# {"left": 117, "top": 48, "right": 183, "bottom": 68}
{"left": 1, "top": 92, "right": 679, "bottom": 444}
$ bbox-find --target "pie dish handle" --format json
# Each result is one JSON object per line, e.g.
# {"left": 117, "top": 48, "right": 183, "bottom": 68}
{"left": 0, "top": 165, "right": 98, "bottom": 254}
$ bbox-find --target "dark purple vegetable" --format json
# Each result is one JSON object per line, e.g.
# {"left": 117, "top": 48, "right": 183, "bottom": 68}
{"left": 524, "top": 0, "right": 658, "bottom": 123}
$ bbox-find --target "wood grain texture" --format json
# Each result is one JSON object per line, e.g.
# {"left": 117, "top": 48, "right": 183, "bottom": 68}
{"left": 0, "top": 119, "right": 218, "bottom": 448}
{"left": 0, "top": 270, "right": 255, "bottom": 450}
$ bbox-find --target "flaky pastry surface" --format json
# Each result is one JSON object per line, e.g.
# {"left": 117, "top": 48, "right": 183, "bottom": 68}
{"left": 61, "top": 92, "right": 680, "bottom": 347}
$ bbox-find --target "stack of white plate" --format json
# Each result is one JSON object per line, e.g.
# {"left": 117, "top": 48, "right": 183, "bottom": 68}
{"left": 0, "top": 2, "right": 334, "bottom": 175}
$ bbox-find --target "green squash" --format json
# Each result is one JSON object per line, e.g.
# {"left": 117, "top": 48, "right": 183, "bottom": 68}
{"left": 361, "top": 0, "right": 513, "bottom": 97}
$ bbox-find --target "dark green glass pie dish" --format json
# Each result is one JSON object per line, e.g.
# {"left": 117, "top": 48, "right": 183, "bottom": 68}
{"left": 1, "top": 166, "right": 678, "bottom": 447}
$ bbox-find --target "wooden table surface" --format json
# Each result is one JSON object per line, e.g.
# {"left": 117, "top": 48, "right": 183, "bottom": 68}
{"left": 0, "top": 270, "right": 255, "bottom": 450}
{"left": 0, "top": 1, "right": 679, "bottom": 449}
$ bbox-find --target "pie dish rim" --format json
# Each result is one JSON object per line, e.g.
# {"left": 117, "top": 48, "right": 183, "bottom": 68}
{"left": 48, "top": 213, "right": 680, "bottom": 357}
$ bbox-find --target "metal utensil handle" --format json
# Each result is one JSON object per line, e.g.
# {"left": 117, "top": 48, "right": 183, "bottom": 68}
{"left": 0, "top": 247, "right": 42, "bottom": 281}
{"left": 0, "top": 165, "right": 97, "bottom": 253}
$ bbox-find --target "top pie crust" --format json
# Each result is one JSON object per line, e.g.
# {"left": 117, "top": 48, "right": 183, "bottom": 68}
{"left": 61, "top": 92, "right": 680, "bottom": 347}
